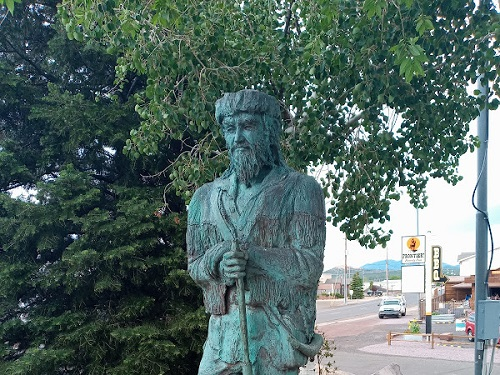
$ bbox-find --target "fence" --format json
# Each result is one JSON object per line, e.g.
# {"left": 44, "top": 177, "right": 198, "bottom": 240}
{"left": 418, "top": 296, "right": 467, "bottom": 320}
{"left": 387, "top": 332, "right": 474, "bottom": 348}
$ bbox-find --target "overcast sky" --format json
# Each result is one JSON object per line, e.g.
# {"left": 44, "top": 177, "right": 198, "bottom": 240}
{"left": 323, "top": 108, "right": 500, "bottom": 270}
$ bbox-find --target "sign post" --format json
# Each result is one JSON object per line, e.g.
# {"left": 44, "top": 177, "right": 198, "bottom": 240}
{"left": 425, "top": 240, "right": 432, "bottom": 334}
{"left": 401, "top": 235, "right": 427, "bottom": 331}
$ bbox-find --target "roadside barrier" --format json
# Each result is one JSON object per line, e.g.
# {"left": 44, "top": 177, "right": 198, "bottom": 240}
{"left": 431, "top": 314, "right": 455, "bottom": 323}
{"left": 387, "top": 332, "right": 475, "bottom": 348}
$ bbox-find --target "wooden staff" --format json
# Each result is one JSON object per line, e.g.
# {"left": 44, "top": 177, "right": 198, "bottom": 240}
{"left": 217, "top": 189, "right": 252, "bottom": 374}
{"left": 233, "top": 240, "right": 252, "bottom": 375}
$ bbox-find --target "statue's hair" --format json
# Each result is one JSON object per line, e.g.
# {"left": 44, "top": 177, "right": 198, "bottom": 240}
{"left": 215, "top": 89, "right": 286, "bottom": 167}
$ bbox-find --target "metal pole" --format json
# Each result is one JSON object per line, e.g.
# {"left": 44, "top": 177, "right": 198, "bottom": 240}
{"left": 416, "top": 208, "right": 420, "bottom": 236}
{"left": 425, "top": 235, "right": 432, "bottom": 335}
{"left": 474, "top": 69, "right": 489, "bottom": 375}
{"left": 386, "top": 247, "right": 389, "bottom": 296}
{"left": 344, "top": 238, "right": 348, "bottom": 305}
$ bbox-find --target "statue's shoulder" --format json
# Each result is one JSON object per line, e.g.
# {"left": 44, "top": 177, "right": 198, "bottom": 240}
{"left": 191, "top": 176, "right": 228, "bottom": 201}
{"left": 188, "top": 176, "right": 230, "bottom": 219}
{"left": 191, "top": 180, "right": 215, "bottom": 201}
{"left": 280, "top": 169, "right": 325, "bottom": 215}
{"left": 283, "top": 169, "right": 322, "bottom": 192}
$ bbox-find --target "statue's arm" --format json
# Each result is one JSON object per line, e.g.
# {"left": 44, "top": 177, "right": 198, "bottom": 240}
{"left": 186, "top": 186, "right": 225, "bottom": 285}
{"left": 188, "top": 238, "right": 231, "bottom": 284}
{"left": 247, "top": 176, "right": 325, "bottom": 285}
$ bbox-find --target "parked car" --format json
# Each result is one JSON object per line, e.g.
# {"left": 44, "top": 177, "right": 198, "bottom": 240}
{"left": 466, "top": 313, "right": 475, "bottom": 342}
{"left": 465, "top": 312, "right": 500, "bottom": 344}
{"left": 366, "top": 290, "right": 383, "bottom": 297}
{"left": 378, "top": 298, "right": 406, "bottom": 319}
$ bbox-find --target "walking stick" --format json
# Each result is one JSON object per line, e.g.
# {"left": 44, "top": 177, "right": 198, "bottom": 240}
{"left": 233, "top": 240, "right": 252, "bottom": 375}
{"left": 217, "top": 189, "right": 252, "bottom": 374}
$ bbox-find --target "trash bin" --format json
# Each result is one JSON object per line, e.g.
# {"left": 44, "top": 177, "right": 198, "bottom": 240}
{"left": 455, "top": 318, "right": 465, "bottom": 332}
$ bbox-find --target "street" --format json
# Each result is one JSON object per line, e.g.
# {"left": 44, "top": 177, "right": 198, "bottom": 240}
{"left": 303, "top": 295, "right": 500, "bottom": 374}
{"left": 316, "top": 293, "right": 420, "bottom": 325}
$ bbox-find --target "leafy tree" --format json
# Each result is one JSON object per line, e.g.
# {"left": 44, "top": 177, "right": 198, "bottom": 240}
{"left": 58, "top": 0, "right": 499, "bottom": 248}
{"left": 350, "top": 272, "right": 364, "bottom": 299}
{"left": 0, "top": 2, "right": 205, "bottom": 374}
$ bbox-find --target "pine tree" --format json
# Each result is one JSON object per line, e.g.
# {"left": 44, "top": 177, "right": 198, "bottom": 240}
{"left": 0, "top": 2, "right": 206, "bottom": 373}
{"left": 351, "top": 272, "right": 364, "bottom": 300}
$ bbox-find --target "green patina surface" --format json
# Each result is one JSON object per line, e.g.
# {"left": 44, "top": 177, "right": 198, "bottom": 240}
{"left": 187, "top": 90, "right": 326, "bottom": 374}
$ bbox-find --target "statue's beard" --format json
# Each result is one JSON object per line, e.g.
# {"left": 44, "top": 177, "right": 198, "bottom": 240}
{"left": 229, "top": 143, "right": 270, "bottom": 186}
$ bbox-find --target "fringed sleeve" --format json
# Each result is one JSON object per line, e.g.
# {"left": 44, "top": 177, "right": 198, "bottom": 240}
{"left": 186, "top": 184, "right": 228, "bottom": 315}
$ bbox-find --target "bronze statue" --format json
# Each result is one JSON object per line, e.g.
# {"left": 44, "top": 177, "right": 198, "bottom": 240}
{"left": 187, "top": 89, "right": 325, "bottom": 374}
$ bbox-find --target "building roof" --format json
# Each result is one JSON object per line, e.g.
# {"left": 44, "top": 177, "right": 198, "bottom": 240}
{"left": 457, "top": 248, "right": 500, "bottom": 263}
{"left": 452, "top": 282, "right": 473, "bottom": 289}
{"left": 457, "top": 252, "right": 475, "bottom": 262}
{"left": 446, "top": 275, "right": 465, "bottom": 283}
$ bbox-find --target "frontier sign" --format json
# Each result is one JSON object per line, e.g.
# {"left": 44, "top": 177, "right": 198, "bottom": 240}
{"left": 401, "top": 235, "right": 425, "bottom": 293}
{"left": 401, "top": 235, "right": 426, "bottom": 265}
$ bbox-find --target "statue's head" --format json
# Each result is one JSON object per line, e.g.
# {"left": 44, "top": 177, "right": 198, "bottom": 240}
{"left": 215, "top": 90, "right": 285, "bottom": 184}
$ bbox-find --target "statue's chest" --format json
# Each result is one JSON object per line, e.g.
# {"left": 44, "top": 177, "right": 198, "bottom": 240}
{"left": 216, "top": 187, "right": 292, "bottom": 246}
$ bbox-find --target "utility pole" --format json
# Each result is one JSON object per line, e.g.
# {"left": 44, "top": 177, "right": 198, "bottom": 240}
{"left": 474, "top": 63, "right": 489, "bottom": 375}
{"left": 473, "top": 1, "right": 490, "bottom": 372}
{"left": 385, "top": 247, "right": 389, "bottom": 296}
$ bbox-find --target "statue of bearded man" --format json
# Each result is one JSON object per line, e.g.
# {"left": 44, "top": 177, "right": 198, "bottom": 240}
{"left": 187, "top": 89, "right": 326, "bottom": 375}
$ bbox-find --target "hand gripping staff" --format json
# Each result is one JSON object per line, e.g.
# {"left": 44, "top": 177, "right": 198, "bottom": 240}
{"left": 217, "top": 189, "right": 252, "bottom": 375}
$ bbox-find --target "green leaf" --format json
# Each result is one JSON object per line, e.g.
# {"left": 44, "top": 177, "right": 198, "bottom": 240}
{"left": 416, "top": 15, "right": 434, "bottom": 36}
{"left": 5, "top": 0, "right": 15, "bottom": 14}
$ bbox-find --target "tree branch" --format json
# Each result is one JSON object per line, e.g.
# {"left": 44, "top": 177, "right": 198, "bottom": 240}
{"left": 4, "top": 38, "right": 58, "bottom": 83}
{"left": 346, "top": 112, "right": 364, "bottom": 127}
{"left": 283, "top": 0, "right": 296, "bottom": 39}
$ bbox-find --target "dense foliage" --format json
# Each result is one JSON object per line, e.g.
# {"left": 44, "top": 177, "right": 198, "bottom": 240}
{"left": 1, "top": 0, "right": 499, "bottom": 372}
{"left": 0, "top": 2, "right": 206, "bottom": 374}
{"left": 58, "top": 0, "right": 500, "bottom": 248}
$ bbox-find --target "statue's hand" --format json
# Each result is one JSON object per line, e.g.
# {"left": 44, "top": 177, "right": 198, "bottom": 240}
{"left": 219, "top": 248, "right": 248, "bottom": 286}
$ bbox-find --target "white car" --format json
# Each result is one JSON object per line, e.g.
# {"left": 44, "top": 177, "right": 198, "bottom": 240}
{"left": 378, "top": 298, "right": 406, "bottom": 319}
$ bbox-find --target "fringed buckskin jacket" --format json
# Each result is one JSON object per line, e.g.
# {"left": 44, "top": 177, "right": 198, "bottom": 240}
{"left": 187, "top": 166, "right": 325, "bottom": 368}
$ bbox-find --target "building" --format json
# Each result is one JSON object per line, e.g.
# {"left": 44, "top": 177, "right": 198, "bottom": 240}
{"left": 458, "top": 248, "right": 500, "bottom": 277}
{"left": 446, "top": 247, "right": 500, "bottom": 309}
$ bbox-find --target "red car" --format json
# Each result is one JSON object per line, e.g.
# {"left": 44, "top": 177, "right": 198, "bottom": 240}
{"left": 466, "top": 313, "right": 476, "bottom": 342}
{"left": 465, "top": 312, "right": 500, "bottom": 344}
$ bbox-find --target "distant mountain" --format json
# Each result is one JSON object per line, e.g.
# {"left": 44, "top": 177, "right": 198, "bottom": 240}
{"left": 359, "top": 260, "right": 459, "bottom": 273}
{"left": 323, "top": 260, "right": 459, "bottom": 278}
{"left": 361, "top": 260, "right": 401, "bottom": 271}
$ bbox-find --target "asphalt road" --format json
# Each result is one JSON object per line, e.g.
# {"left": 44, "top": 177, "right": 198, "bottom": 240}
{"left": 316, "top": 293, "right": 420, "bottom": 325}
